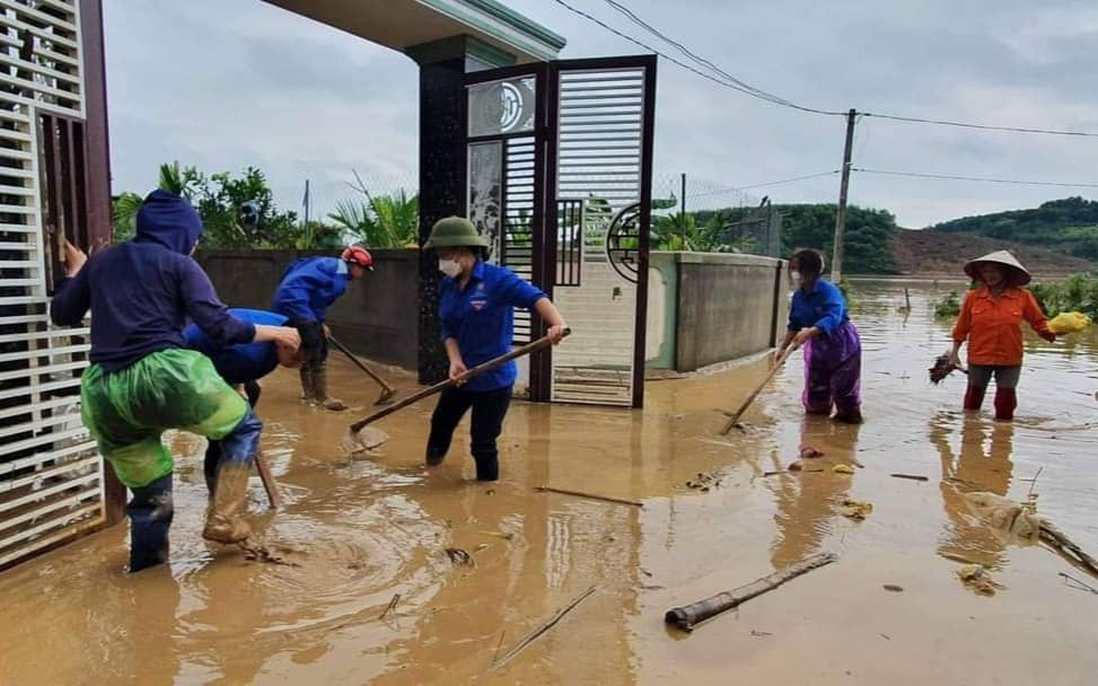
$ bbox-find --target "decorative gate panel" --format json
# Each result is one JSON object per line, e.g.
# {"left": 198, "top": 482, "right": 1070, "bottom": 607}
{"left": 0, "top": 0, "right": 107, "bottom": 569}
{"left": 547, "top": 60, "right": 654, "bottom": 406}
{"left": 465, "top": 56, "right": 655, "bottom": 407}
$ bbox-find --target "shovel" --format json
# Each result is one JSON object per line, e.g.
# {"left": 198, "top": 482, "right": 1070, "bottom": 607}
{"left": 345, "top": 329, "right": 570, "bottom": 451}
{"left": 719, "top": 346, "right": 796, "bottom": 435}
{"left": 329, "top": 335, "right": 396, "bottom": 405}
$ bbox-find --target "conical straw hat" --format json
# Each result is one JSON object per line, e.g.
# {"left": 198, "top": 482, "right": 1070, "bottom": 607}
{"left": 963, "top": 250, "right": 1031, "bottom": 286}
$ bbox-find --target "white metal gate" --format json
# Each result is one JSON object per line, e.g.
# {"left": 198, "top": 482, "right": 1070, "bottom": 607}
{"left": 0, "top": 0, "right": 104, "bottom": 568}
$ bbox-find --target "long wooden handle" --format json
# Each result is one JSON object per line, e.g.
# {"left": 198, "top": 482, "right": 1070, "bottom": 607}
{"left": 719, "top": 347, "right": 795, "bottom": 435}
{"left": 349, "top": 328, "right": 570, "bottom": 433}
{"left": 329, "top": 335, "right": 396, "bottom": 393}
{"left": 254, "top": 452, "right": 282, "bottom": 510}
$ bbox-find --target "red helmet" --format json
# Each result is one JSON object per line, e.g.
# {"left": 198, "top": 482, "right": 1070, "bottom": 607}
{"left": 341, "top": 246, "right": 374, "bottom": 271}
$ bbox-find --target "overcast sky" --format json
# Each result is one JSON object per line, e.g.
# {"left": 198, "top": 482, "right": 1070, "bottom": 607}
{"left": 103, "top": 0, "right": 1098, "bottom": 228}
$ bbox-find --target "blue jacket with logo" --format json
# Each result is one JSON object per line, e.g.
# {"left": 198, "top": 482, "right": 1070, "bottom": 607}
{"left": 184, "top": 308, "right": 288, "bottom": 385}
{"left": 270, "top": 256, "right": 348, "bottom": 322}
{"left": 439, "top": 260, "right": 546, "bottom": 392}
{"left": 788, "top": 278, "right": 850, "bottom": 337}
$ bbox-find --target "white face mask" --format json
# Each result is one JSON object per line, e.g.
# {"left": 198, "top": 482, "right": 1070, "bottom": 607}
{"left": 790, "top": 270, "right": 803, "bottom": 288}
{"left": 438, "top": 258, "right": 462, "bottom": 278}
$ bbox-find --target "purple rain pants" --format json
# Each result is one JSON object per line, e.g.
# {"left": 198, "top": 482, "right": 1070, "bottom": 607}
{"left": 801, "top": 320, "right": 863, "bottom": 422}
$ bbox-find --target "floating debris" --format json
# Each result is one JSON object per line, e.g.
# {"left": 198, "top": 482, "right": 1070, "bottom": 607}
{"left": 838, "top": 499, "right": 873, "bottom": 520}
{"left": 832, "top": 464, "right": 856, "bottom": 475}
{"left": 891, "top": 473, "right": 929, "bottom": 482}
{"left": 799, "top": 445, "right": 825, "bottom": 458}
{"left": 238, "top": 541, "right": 299, "bottom": 567}
{"left": 685, "top": 472, "right": 723, "bottom": 492}
{"left": 480, "top": 530, "right": 515, "bottom": 541}
{"left": 379, "top": 593, "right": 401, "bottom": 620}
{"left": 444, "top": 548, "right": 474, "bottom": 566}
{"left": 958, "top": 564, "right": 1000, "bottom": 596}
{"left": 882, "top": 584, "right": 904, "bottom": 593}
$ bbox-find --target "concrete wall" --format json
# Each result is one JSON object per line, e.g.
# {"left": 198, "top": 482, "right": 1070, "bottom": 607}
{"left": 195, "top": 249, "right": 420, "bottom": 369}
{"left": 647, "top": 252, "right": 786, "bottom": 373}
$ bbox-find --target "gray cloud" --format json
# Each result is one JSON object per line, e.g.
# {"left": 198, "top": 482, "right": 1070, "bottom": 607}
{"left": 106, "top": 0, "right": 1098, "bottom": 227}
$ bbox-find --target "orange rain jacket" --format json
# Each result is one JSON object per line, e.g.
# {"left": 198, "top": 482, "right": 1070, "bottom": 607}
{"left": 952, "top": 286, "right": 1053, "bottom": 366}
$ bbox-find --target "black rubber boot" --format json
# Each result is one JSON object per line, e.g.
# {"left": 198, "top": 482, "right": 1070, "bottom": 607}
{"left": 425, "top": 444, "right": 448, "bottom": 467}
{"left": 473, "top": 453, "right": 499, "bottom": 481}
{"left": 128, "top": 474, "right": 174, "bottom": 573}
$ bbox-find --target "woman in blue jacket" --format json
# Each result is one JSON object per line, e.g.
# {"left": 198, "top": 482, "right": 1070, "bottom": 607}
{"left": 423, "top": 217, "right": 567, "bottom": 481}
{"left": 271, "top": 247, "right": 373, "bottom": 410}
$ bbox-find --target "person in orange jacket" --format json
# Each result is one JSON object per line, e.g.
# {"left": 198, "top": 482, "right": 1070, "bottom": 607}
{"left": 948, "top": 250, "right": 1056, "bottom": 421}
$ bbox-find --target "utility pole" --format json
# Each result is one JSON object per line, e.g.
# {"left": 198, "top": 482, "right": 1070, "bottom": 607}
{"left": 303, "top": 179, "right": 311, "bottom": 225}
{"left": 680, "top": 172, "right": 687, "bottom": 249}
{"left": 831, "top": 108, "right": 856, "bottom": 282}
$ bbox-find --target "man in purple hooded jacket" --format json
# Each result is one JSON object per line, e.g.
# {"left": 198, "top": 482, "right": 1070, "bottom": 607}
{"left": 51, "top": 189, "right": 300, "bottom": 572}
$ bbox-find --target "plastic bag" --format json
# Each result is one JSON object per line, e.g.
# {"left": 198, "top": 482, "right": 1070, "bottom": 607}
{"left": 1047, "top": 311, "right": 1092, "bottom": 335}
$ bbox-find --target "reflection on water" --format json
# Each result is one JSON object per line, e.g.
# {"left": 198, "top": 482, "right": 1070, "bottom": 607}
{"left": 1, "top": 279, "right": 1097, "bottom": 685}
{"left": 930, "top": 413, "right": 1015, "bottom": 568}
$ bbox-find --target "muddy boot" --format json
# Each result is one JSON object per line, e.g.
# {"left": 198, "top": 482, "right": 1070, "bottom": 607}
{"left": 963, "top": 384, "right": 987, "bottom": 412}
{"left": 203, "top": 441, "right": 219, "bottom": 500}
{"left": 993, "top": 387, "right": 1017, "bottom": 422}
{"left": 202, "top": 464, "right": 252, "bottom": 544}
{"left": 474, "top": 454, "right": 499, "bottom": 481}
{"left": 833, "top": 407, "right": 863, "bottom": 424}
{"left": 128, "top": 474, "right": 173, "bottom": 573}
{"left": 299, "top": 368, "right": 317, "bottom": 403}
{"left": 425, "top": 442, "right": 448, "bottom": 467}
{"left": 313, "top": 365, "right": 346, "bottom": 412}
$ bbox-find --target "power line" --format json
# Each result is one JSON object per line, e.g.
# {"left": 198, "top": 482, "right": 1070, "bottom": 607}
{"left": 860, "top": 112, "right": 1098, "bottom": 139}
{"left": 853, "top": 167, "right": 1098, "bottom": 189}
{"left": 562, "top": 0, "right": 1098, "bottom": 138}
{"left": 551, "top": 0, "right": 845, "bottom": 115}
{"left": 686, "top": 170, "right": 842, "bottom": 199}
{"left": 600, "top": 0, "right": 842, "bottom": 115}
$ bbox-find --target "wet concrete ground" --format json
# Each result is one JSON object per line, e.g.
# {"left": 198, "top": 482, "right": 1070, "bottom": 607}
{"left": 2, "top": 280, "right": 1097, "bottom": 685}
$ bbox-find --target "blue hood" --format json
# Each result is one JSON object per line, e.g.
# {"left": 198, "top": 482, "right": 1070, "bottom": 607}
{"left": 134, "top": 189, "right": 203, "bottom": 255}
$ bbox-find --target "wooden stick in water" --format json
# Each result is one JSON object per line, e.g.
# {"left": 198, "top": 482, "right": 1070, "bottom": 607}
{"left": 535, "top": 485, "right": 644, "bottom": 508}
{"left": 890, "top": 473, "right": 929, "bottom": 482}
{"left": 491, "top": 586, "right": 597, "bottom": 669}
{"left": 665, "top": 552, "right": 837, "bottom": 632}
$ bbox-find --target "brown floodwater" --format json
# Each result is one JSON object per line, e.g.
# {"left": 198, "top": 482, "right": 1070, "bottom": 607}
{"left": 2, "top": 280, "right": 1097, "bottom": 685}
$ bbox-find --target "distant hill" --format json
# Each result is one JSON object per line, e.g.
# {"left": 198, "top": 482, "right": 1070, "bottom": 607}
{"left": 933, "top": 197, "right": 1098, "bottom": 262}
{"left": 891, "top": 229, "right": 1093, "bottom": 277}
{"left": 692, "top": 198, "right": 1096, "bottom": 276}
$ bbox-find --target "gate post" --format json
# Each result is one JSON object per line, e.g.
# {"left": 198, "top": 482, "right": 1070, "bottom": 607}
{"left": 408, "top": 38, "right": 520, "bottom": 385}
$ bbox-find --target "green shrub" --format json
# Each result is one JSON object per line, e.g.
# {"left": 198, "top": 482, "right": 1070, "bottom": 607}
{"left": 934, "top": 290, "right": 962, "bottom": 318}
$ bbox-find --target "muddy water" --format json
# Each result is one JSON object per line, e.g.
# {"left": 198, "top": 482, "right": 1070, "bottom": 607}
{"left": 2, "top": 280, "right": 1097, "bottom": 685}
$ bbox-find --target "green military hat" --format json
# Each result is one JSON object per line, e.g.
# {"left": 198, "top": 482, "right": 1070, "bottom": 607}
{"left": 424, "top": 216, "right": 489, "bottom": 249}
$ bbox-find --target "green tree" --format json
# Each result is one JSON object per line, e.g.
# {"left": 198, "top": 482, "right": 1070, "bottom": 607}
{"left": 111, "top": 191, "right": 143, "bottom": 242}
{"left": 329, "top": 186, "right": 419, "bottom": 249}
